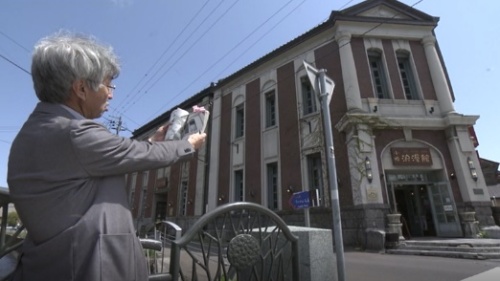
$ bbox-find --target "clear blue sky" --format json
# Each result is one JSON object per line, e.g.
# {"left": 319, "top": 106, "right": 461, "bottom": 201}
{"left": 1, "top": 0, "right": 499, "bottom": 188}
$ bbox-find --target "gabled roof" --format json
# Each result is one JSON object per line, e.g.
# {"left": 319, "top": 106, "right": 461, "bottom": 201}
{"left": 334, "top": 0, "right": 438, "bottom": 25}
{"left": 480, "top": 157, "right": 500, "bottom": 167}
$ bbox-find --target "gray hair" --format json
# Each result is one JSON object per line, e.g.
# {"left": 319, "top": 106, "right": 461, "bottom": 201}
{"left": 31, "top": 31, "right": 120, "bottom": 103}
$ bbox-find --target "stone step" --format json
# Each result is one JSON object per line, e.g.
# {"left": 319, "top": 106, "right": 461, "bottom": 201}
{"left": 386, "top": 248, "right": 500, "bottom": 260}
{"left": 387, "top": 239, "right": 500, "bottom": 260}
{"left": 399, "top": 244, "right": 500, "bottom": 253}
{"left": 401, "top": 239, "right": 500, "bottom": 248}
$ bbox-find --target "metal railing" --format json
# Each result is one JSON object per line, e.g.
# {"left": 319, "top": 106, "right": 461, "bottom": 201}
{"left": 169, "top": 202, "right": 300, "bottom": 281}
{"left": 0, "top": 188, "right": 24, "bottom": 281}
{"left": 2, "top": 190, "right": 301, "bottom": 281}
{"left": 142, "top": 220, "right": 183, "bottom": 280}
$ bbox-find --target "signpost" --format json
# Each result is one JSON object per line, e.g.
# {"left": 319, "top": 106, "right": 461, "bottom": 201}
{"left": 303, "top": 61, "right": 346, "bottom": 281}
{"left": 289, "top": 191, "right": 311, "bottom": 209}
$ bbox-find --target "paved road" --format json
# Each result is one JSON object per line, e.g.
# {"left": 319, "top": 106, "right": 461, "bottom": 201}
{"left": 160, "top": 247, "right": 499, "bottom": 281}
{"left": 344, "top": 251, "right": 499, "bottom": 281}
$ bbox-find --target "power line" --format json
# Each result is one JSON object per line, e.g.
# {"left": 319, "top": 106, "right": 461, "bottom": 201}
{"left": 122, "top": 0, "right": 240, "bottom": 115}
{"left": 144, "top": 0, "right": 305, "bottom": 121}
{"left": 210, "top": 0, "right": 307, "bottom": 83}
{"left": 0, "top": 30, "right": 31, "bottom": 53}
{"left": 117, "top": 1, "right": 230, "bottom": 115}
{"left": 111, "top": 0, "right": 213, "bottom": 115}
{"left": 0, "top": 52, "right": 30, "bottom": 75}
{"left": 0, "top": 30, "right": 31, "bottom": 75}
{"left": 116, "top": 0, "right": 345, "bottom": 127}
{"left": 339, "top": 0, "right": 356, "bottom": 10}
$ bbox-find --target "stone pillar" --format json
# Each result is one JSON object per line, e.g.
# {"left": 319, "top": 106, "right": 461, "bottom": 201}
{"left": 421, "top": 35, "right": 455, "bottom": 115}
{"left": 207, "top": 90, "right": 222, "bottom": 211}
{"left": 459, "top": 211, "right": 479, "bottom": 238}
{"left": 446, "top": 124, "right": 489, "bottom": 205}
{"left": 335, "top": 31, "right": 362, "bottom": 111}
{"left": 288, "top": 226, "right": 337, "bottom": 281}
{"left": 386, "top": 213, "right": 404, "bottom": 241}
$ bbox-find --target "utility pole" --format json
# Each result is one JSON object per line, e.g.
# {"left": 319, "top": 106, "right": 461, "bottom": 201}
{"left": 304, "top": 61, "right": 345, "bottom": 281}
{"left": 107, "top": 115, "right": 128, "bottom": 135}
{"left": 114, "top": 116, "right": 122, "bottom": 135}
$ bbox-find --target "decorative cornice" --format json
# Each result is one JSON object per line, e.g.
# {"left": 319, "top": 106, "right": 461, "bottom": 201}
{"left": 336, "top": 112, "right": 479, "bottom": 132}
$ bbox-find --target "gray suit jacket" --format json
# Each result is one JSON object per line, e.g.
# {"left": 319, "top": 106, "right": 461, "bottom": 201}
{"left": 8, "top": 102, "right": 194, "bottom": 281}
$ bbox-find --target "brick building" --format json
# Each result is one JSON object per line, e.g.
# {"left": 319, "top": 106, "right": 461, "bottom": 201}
{"left": 128, "top": 0, "right": 496, "bottom": 246}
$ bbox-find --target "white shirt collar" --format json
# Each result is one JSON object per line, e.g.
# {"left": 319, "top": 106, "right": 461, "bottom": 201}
{"left": 59, "top": 104, "right": 85, "bottom": 120}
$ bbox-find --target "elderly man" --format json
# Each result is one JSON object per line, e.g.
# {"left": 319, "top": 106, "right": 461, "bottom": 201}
{"left": 8, "top": 31, "right": 206, "bottom": 281}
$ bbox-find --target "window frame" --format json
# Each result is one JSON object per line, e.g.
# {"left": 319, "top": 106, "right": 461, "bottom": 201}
{"left": 141, "top": 171, "right": 149, "bottom": 191}
{"left": 179, "top": 181, "right": 188, "bottom": 216}
{"left": 129, "top": 172, "right": 137, "bottom": 204}
{"left": 234, "top": 169, "right": 244, "bottom": 202}
{"left": 397, "top": 50, "right": 419, "bottom": 100}
{"left": 307, "top": 153, "right": 323, "bottom": 207}
{"left": 235, "top": 104, "right": 245, "bottom": 138}
{"left": 266, "top": 162, "right": 279, "bottom": 210}
{"left": 301, "top": 76, "right": 317, "bottom": 115}
{"left": 265, "top": 90, "right": 276, "bottom": 128}
{"left": 368, "top": 50, "right": 390, "bottom": 99}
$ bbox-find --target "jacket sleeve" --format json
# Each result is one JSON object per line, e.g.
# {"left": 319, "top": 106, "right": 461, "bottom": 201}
{"left": 69, "top": 120, "right": 194, "bottom": 177}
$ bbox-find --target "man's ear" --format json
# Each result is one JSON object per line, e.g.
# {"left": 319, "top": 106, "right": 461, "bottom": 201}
{"left": 72, "top": 79, "right": 87, "bottom": 100}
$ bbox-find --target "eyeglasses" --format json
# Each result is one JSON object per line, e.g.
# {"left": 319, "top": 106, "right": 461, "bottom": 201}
{"left": 101, "top": 84, "right": 116, "bottom": 93}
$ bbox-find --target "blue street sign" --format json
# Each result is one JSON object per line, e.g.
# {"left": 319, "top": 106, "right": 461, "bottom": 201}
{"left": 289, "top": 191, "right": 311, "bottom": 209}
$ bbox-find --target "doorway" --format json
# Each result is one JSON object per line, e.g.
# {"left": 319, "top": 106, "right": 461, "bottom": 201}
{"left": 394, "top": 184, "right": 436, "bottom": 238}
{"left": 154, "top": 200, "right": 167, "bottom": 222}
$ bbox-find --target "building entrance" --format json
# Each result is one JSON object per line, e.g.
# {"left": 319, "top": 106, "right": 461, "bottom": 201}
{"left": 394, "top": 184, "right": 436, "bottom": 238}
{"left": 387, "top": 173, "right": 463, "bottom": 238}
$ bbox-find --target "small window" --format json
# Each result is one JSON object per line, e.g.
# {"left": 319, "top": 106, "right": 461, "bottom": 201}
{"left": 157, "top": 166, "right": 168, "bottom": 179}
{"left": 397, "top": 51, "right": 419, "bottom": 100}
{"left": 307, "top": 153, "right": 323, "bottom": 207}
{"left": 368, "top": 50, "right": 390, "bottom": 99}
{"left": 142, "top": 171, "right": 149, "bottom": 189}
{"left": 139, "top": 190, "right": 147, "bottom": 217}
{"left": 129, "top": 172, "right": 137, "bottom": 204}
{"left": 130, "top": 191, "right": 135, "bottom": 207}
{"left": 301, "top": 76, "right": 317, "bottom": 115}
{"left": 235, "top": 104, "right": 244, "bottom": 138}
{"left": 265, "top": 90, "right": 276, "bottom": 128}
{"left": 234, "top": 170, "right": 244, "bottom": 202}
{"left": 179, "top": 181, "right": 188, "bottom": 216}
{"left": 267, "top": 162, "right": 278, "bottom": 210}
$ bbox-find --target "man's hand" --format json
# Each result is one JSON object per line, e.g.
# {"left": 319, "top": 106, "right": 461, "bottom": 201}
{"left": 187, "top": 133, "right": 207, "bottom": 150}
{"left": 148, "top": 123, "right": 170, "bottom": 142}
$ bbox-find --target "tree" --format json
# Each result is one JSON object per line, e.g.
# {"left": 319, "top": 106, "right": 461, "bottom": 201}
{"left": 7, "top": 211, "right": 19, "bottom": 227}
